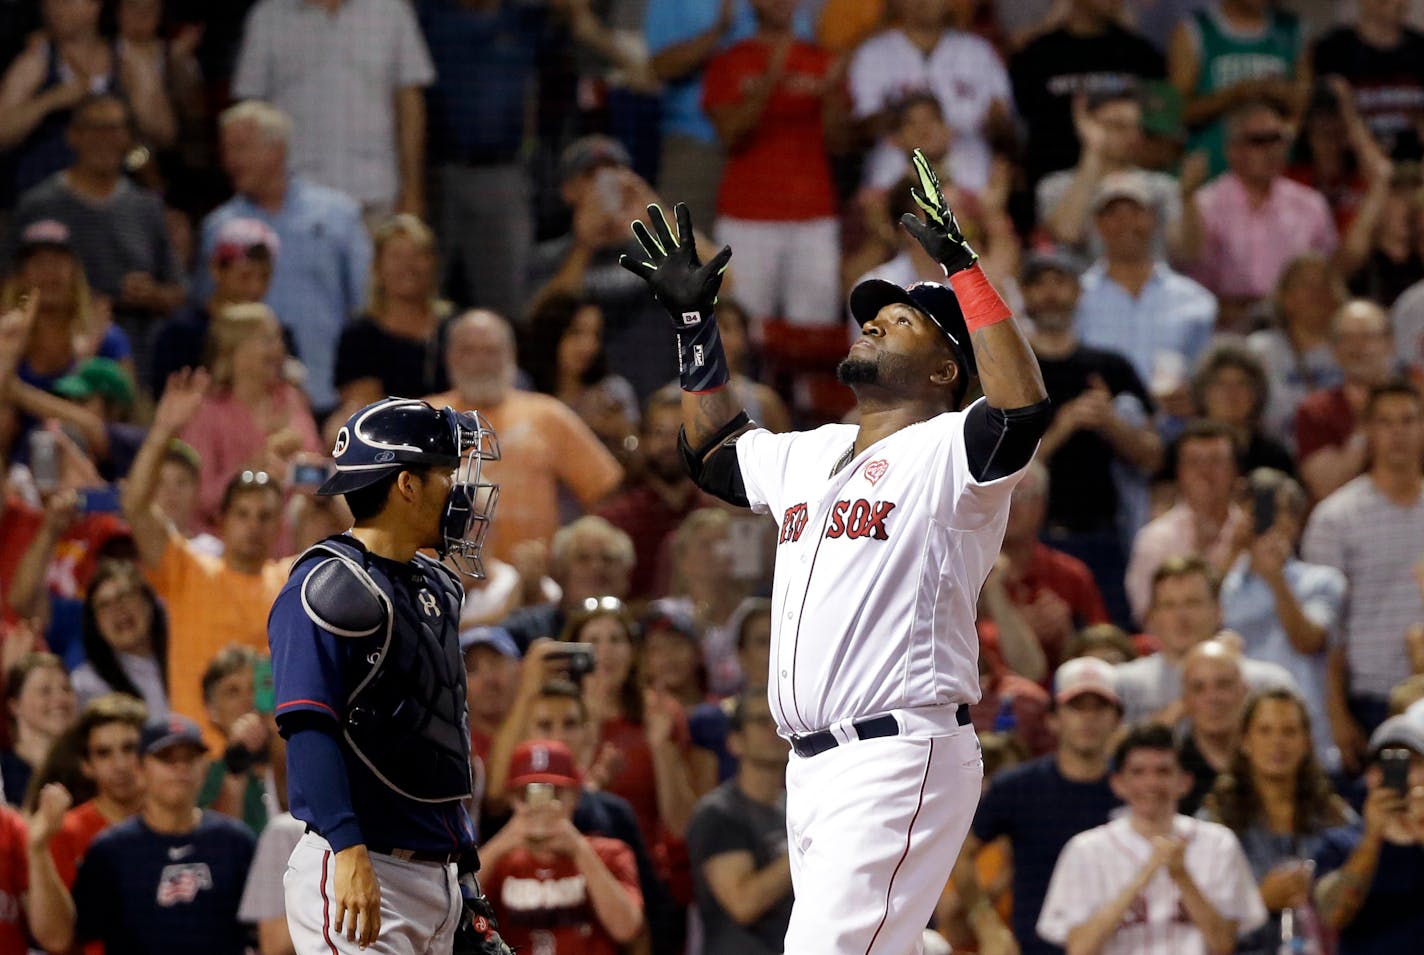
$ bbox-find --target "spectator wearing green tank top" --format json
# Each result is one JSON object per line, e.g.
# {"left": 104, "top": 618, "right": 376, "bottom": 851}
{"left": 1167, "top": 0, "right": 1306, "bottom": 176}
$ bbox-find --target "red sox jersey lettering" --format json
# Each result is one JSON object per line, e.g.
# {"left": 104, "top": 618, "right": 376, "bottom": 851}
{"left": 782, "top": 500, "right": 897, "bottom": 542}
{"left": 735, "top": 401, "right": 1029, "bottom": 736}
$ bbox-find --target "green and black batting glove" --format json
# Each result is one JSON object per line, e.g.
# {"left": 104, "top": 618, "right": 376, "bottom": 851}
{"left": 618, "top": 202, "right": 735, "bottom": 393}
{"left": 900, "top": 148, "right": 979, "bottom": 275}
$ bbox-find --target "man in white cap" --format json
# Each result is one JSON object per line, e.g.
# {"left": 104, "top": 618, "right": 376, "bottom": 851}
{"left": 951, "top": 656, "right": 1125, "bottom": 955}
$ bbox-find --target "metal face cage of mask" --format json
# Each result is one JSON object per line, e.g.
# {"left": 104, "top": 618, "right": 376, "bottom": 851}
{"left": 439, "top": 408, "right": 501, "bottom": 579}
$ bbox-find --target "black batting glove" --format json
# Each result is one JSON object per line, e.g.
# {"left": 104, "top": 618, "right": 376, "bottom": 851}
{"left": 619, "top": 202, "right": 735, "bottom": 393}
{"left": 899, "top": 148, "right": 980, "bottom": 275}
{"left": 619, "top": 202, "right": 732, "bottom": 324}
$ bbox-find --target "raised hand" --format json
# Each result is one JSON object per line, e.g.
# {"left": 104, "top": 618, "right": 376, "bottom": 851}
{"left": 27, "top": 783, "right": 72, "bottom": 849}
{"left": 618, "top": 203, "right": 732, "bottom": 325}
{"left": 0, "top": 289, "right": 38, "bottom": 380}
{"left": 900, "top": 148, "right": 979, "bottom": 273}
{"left": 153, "top": 368, "right": 211, "bottom": 434}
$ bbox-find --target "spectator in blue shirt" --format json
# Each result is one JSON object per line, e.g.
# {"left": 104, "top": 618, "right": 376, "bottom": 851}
{"left": 1074, "top": 172, "right": 1217, "bottom": 404}
{"left": 197, "top": 101, "right": 371, "bottom": 416}
{"left": 1220, "top": 467, "right": 1346, "bottom": 771}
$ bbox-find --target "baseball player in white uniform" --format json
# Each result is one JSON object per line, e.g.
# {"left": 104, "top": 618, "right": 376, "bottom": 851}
{"left": 1037, "top": 723, "right": 1267, "bottom": 955}
{"left": 618, "top": 150, "right": 1051, "bottom": 954}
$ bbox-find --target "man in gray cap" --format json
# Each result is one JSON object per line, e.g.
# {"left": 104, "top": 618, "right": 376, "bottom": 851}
{"left": 1074, "top": 171, "right": 1217, "bottom": 390}
{"left": 1313, "top": 715, "right": 1424, "bottom": 953}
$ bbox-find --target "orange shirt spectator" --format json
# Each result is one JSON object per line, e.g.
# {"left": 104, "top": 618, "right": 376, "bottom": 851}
{"left": 426, "top": 310, "right": 622, "bottom": 563}
{"left": 147, "top": 532, "right": 288, "bottom": 741}
{"left": 123, "top": 369, "right": 291, "bottom": 747}
{"left": 48, "top": 800, "right": 108, "bottom": 887}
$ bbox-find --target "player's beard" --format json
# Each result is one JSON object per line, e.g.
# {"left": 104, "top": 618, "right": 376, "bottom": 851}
{"left": 836, "top": 351, "right": 915, "bottom": 389}
{"left": 836, "top": 354, "right": 880, "bottom": 385}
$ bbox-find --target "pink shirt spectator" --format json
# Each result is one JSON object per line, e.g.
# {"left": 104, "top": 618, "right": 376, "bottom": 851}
{"left": 1191, "top": 173, "right": 1338, "bottom": 300}
{"left": 1124, "top": 503, "right": 1241, "bottom": 625}
{"left": 181, "top": 383, "right": 323, "bottom": 531}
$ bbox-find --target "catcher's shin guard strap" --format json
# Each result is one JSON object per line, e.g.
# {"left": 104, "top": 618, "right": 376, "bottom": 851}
{"left": 948, "top": 264, "right": 1012, "bottom": 333}
{"left": 676, "top": 312, "right": 731, "bottom": 394}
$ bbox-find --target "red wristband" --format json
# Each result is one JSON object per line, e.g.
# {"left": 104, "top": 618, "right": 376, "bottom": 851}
{"left": 947, "top": 264, "right": 1012, "bottom": 333}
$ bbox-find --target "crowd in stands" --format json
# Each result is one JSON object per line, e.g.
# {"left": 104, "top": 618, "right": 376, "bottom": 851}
{"left": 0, "top": 0, "right": 1423, "bottom": 953}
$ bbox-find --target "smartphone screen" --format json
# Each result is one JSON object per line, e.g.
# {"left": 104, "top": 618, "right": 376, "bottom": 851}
{"left": 1380, "top": 748, "right": 1411, "bottom": 794}
{"left": 1253, "top": 486, "right": 1277, "bottom": 536}
{"left": 524, "top": 782, "right": 556, "bottom": 808}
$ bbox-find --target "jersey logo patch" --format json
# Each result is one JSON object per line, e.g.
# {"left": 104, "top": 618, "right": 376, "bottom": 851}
{"left": 156, "top": 863, "right": 213, "bottom": 906}
{"left": 864, "top": 459, "right": 888, "bottom": 485}
{"left": 418, "top": 590, "right": 441, "bottom": 617}
{"left": 681, "top": 311, "right": 701, "bottom": 326}
{"left": 779, "top": 503, "right": 809, "bottom": 544}
{"left": 825, "top": 500, "right": 896, "bottom": 540}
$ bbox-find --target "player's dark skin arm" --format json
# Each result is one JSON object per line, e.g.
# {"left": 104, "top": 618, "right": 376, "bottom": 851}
{"left": 681, "top": 387, "right": 748, "bottom": 454}
{"left": 969, "top": 318, "right": 1048, "bottom": 414}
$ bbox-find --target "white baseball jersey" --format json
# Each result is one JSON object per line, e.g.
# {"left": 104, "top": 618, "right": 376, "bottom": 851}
{"left": 735, "top": 399, "right": 1027, "bottom": 737}
{"left": 1037, "top": 815, "right": 1267, "bottom": 955}
{"left": 847, "top": 28, "right": 1012, "bottom": 194}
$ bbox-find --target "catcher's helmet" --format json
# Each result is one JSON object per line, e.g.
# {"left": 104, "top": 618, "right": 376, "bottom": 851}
{"left": 319, "top": 398, "right": 501, "bottom": 577}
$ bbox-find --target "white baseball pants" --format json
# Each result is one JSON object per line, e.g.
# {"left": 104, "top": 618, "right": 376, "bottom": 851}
{"left": 783, "top": 728, "right": 983, "bottom": 954}
{"left": 285, "top": 831, "right": 462, "bottom": 955}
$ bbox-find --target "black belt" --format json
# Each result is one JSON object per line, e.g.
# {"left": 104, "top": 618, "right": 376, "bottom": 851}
{"left": 305, "top": 826, "right": 460, "bottom": 865}
{"left": 790, "top": 704, "right": 971, "bottom": 759}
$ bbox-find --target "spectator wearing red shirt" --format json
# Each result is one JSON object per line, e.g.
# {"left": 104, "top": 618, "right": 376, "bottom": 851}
{"left": 597, "top": 387, "right": 710, "bottom": 599}
{"left": 42, "top": 695, "right": 146, "bottom": 888}
{"left": 1295, "top": 299, "right": 1408, "bottom": 501}
{"left": 479, "top": 740, "right": 643, "bottom": 955}
{"left": 27, "top": 694, "right": 145, "bottom": 955}
{"left": 702, "top": 0, "right": 848, "bottom": 331}
{"left": 998, "top": 462, "right": 1111, "bottom": 673}
{"left": 0, "top": 804, "right": 27, "bottom": 954}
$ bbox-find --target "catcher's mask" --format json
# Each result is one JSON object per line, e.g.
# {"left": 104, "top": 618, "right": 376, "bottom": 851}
{"left": 320, "top": 398, "right": 501, "bottom": 578}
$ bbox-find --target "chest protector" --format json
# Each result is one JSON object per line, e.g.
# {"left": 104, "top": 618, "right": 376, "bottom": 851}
{"left": 296, "top": 535, "right": 472, "bottom": 803}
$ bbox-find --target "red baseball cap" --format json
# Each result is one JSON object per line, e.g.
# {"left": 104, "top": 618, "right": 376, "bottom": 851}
{"left": 508, "top": 739, "right": 581, "bottom": 789}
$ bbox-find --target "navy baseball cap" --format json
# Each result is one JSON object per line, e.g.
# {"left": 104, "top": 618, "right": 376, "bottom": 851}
{"left": 848, "top": 279, "right": 976, "bottom": 376}
{"left": 459, "top": 625, "right": 519, "bottom": 658}
{"left": 141, "top": 715, "right": 208, "bottom": 755}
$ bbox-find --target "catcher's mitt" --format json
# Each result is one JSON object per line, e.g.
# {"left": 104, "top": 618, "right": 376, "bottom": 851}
{"left": 452, "top": 878, "right": 514, "bottom": 955}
